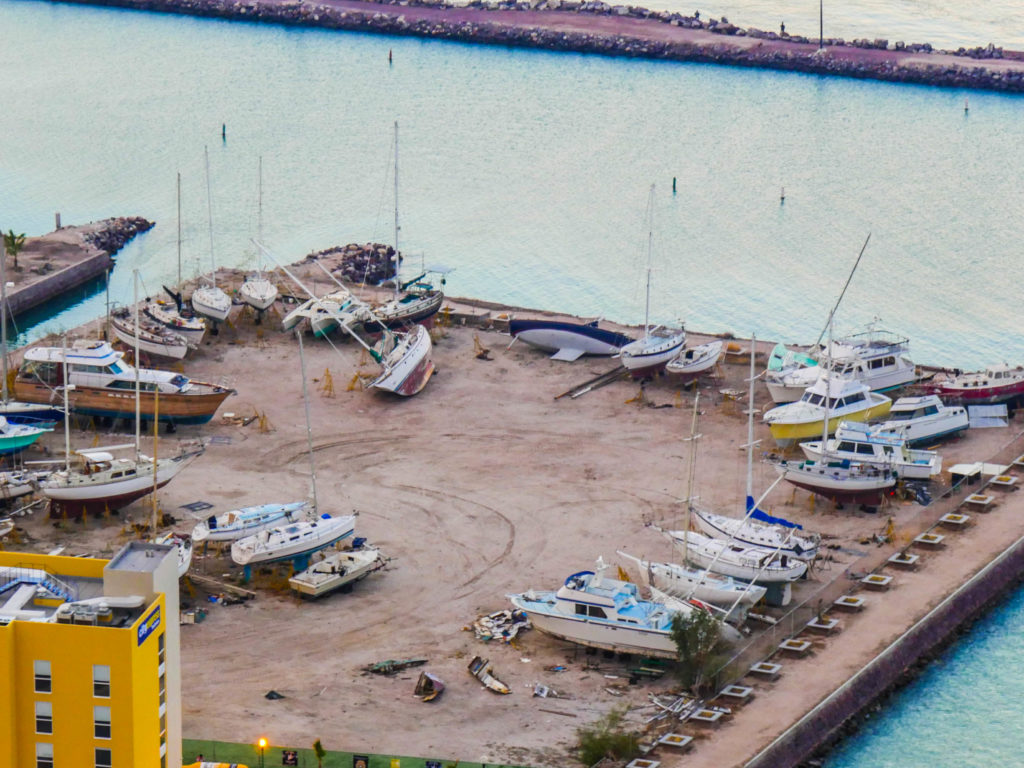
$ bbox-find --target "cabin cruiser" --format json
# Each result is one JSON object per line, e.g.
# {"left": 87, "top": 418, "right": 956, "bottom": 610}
{"left": 800, "top": 421, "right": 941, "bottom": 479}
{"left": 875, "top": 395, "right": 968, "bottom": 445}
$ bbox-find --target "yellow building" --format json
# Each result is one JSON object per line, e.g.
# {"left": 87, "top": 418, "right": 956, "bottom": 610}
{"left": 0, "top": 541, "right": 182, "bottom": 768}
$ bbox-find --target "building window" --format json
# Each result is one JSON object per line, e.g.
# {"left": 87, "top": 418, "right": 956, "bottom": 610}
{"left": 36, "top": 743, "right": 54, "bottom": 768}
{"left": 34, "top": 660, "right": 52, "bottom": 694}
{"left": 94, "top": 705, "right": 111, "bottom": 739}
{"left": 93, "top": 665, "right": 111, "bottom": 698}
{"left": 35, "top": 702, "right": 53, "bottom": 735}
{"left": 95, "top": 747, "right": 112, "bottom": 768}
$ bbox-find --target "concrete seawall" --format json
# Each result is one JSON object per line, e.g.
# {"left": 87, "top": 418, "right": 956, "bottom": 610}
{"left": 746, "top": 532, "right": 1024, "bottom": 768}
{"left": 5, "top": 217, "right": 153, "bottom": 319}
{"left": 50, "top": 0, "right": 1024, "bottom": 93}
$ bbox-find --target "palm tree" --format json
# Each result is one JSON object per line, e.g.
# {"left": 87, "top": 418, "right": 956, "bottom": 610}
{"left": 3, "top": 230, "right": 25, "bottom": 271}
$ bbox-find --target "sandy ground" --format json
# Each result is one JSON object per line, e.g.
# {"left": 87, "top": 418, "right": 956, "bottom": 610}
{"left": 4, "top": 280, "right": 1024, "bottom": 767}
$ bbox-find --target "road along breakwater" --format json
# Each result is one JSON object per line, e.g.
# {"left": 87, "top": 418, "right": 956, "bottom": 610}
{"left": 51, "top": 0, "right": 1024, "bottom": 93}
{"left": 5, "top": 217, "right": 152, "bottom": 319}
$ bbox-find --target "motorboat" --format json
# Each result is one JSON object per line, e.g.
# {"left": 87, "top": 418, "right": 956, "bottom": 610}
{"left": 667, "top": 530, "right": 808, "bottom": 583}
{"left": 110, "top": 307, "right": 190, "bottom": 360}
{"left": 508, "top": 317, "right": 633, "bottom": 361}
{"left": 875, "top": 395, "right": 968, "bottom": 445}
{"left": 508, "top": 558, "right": 720, "bottom": 659}
{"left": 776, "top": 458, "right": 897, "bottom": 507}
{"left": 231, "top": 513, "right": 357, "bottom": 566}
{"left": 192, "top": 501, "right": 310, "bottom": 543}
{"left": 665, "top": 340, "right": 723, "bottom": 380}
{"left": 617, "top": 550, "right": 766, "bottom": 609}
{"left": 691, "top": 503, "right": 820, "bottom": 561}
{"left": 289, "top": 544, "right": 385, "bottom": 598}
{"left": 765, "top": 329, "right": 915, "bottom": 404}
{"left": 153, "top": 531, "right": 193, "bottom": 578}
{"left": 15, "top": 340, "right": 234, "bottom": 425}
{"left": 928, "top": 364, "right": 1024, "bottom": 404}
{"left": 0, "top": 415, "right": 51, "bottom": 456}
{"left": 368, "top": 324, "right": 434, "bottom": 397}
{"left": 763, "top": 372, "right": 892, "bottom": 448}
{"left": 800, "top": 421, "right": 941, "bottom": 479}
{"left": 42, "top": 449, "right": 199, "bottom": 519}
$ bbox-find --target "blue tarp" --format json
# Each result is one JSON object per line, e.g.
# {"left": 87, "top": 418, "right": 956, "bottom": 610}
{"left": 747, "top": 495, "right": 803, "bottom": 530}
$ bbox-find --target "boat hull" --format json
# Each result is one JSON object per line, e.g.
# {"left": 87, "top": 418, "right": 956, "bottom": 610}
{"left": 231, "top": 517, "right": 356, "bottom": 565}
{"left": 374, "top": 291, "right": 444, "bottom": 330}
{"left": 934, "top": 380, "right": 1024, "bottom": 404}
{"left": 144, "top": 303, "right": 206, "bottom": 345}
{"left": 508, "top": 319, "right": 633, "bottom": 356}
{"left": 0, "top": 430, "right": 48, "bottom": 456}
{"left": 192, "top": 501, "right": 309, "bottom": 543}
{"left": 371, "top": 325, "right": 434, "bottom": 397}
{"left": 12, "top": 380, "right": 232, "bottom": 425}
{"left": 692, "top": 508, "right": 818, "bottom": 560}
{"left": 239, "top": 278, "right": 277, "bottom": 312}
{"left": 509, "top": 595, "right": 679, "bottom": 659}
{"left": 780, "top": 463, "right": 896, "bottom": 506}
{"left": 799, "top": 441, "right": 939, "bottom": 480}
{"left": 665, "top": 341, "right": 723, "bottom": 379}
{"left": 111, "top": 321, "right": 189, "bottom": 361}
{"left": 767, "top": 398, "right": 892, "bottom": 448}
{"left": 44, "top": 460, "right": 184, "bottom": 518}
{"left": 620, "top": 333, "right": 686, "bottom": 378}
{"left": 289, "top": 548, "right": 384, "bottom": 598}
{"left": 191, "top": 286, "right": 232, "bottom": 323}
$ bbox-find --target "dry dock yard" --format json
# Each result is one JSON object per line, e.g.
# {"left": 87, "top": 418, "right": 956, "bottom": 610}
{"left": 5, "top": 279, "right": 1024, "bottom": 768}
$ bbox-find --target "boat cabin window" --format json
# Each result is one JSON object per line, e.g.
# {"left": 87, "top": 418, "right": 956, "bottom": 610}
{"left": 844, "top": 392, "right": 865, "bottom": 406}
{"left": 923, "top": 405, "right": 938, "bottom": 416}
{"left": 574, "top": 604, "right": 607, "bottom": 618}
{"left": 837, "top": 442, "right": 858, "bottom": 453}
{"left": 21, "top": 360, "right": 60, "bottom": 384}
{"left": 71, "top": 364, "right": 110, "bottom": 374}
{"left": 802, "top": 393, "right": 824, "bottom": 406}
{"left": 857, "top": 444, "right": 874, "bottom": 455}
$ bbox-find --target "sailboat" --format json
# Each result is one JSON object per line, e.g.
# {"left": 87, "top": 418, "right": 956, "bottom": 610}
{"left": 110, "top": 306, "right": 190, "bottom": 360}
{"left": 192, "top": 501, "right": 310, "bottom": 543}
{"left": 190, "top": 147, "right": 232, "bottom": 324}
{"left": 42, "top": 300, "right": 203, "bottom": 519}
{"left": 691, "top": 338, "right": 821, "bottom": 561}
{"left": 776, "top": 322, "right": 898, "bottom": 507}
{"left": 257, "top": 242, "right": 435, "bottom": 398}
{"left": 619, "top": 185, "right": 685, "bottom": 377}
{"left": 231, "top": 331, "right": 356, "bottom": 566}
{"left": 364, "top": 123, "right": 445, "bottom": 331}
{"left": 144, "top": 174, "right": 207, "bottom": 345}
{"left": 238, "top": 157, "right": 279, "bottom": 316}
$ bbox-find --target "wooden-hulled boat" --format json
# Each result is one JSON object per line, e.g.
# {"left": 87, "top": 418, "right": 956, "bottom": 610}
{"left": 14, "top": 340, "right": 234, "bottom": 425}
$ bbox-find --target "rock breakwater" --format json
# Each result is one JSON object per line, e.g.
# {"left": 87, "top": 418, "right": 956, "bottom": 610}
{"left": 51, "top": 0, "right": 1024, "bottom": 93}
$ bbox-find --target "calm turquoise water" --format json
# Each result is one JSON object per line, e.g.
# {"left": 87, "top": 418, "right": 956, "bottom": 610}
{"left": 3, "top": 1, "right": 1024, "bottom": 371}
{"left": 3, "top": 2, "right": 1024, "bottom": 368}
{"left": 826, "top": 585, "right": 1024, "bottom": 767}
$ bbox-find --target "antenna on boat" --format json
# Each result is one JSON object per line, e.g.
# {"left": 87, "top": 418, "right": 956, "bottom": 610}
{"left": 295, "top": 329, "right": 319, "bottom": 514}
{"left": 813, "top": 232, "right": 871, "bottom": 349}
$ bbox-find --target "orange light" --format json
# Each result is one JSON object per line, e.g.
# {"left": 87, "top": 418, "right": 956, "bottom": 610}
{"left": 258, "top": 738, "right": 268, "bottom": 749}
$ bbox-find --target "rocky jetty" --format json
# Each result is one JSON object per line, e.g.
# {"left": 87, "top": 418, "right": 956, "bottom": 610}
{"left": 82, "top": 216, "right": 155, "bottom": 256}
{"left": 52, "top": 0, "right": 1024, "bottom": 92}
{"left": 304, "top": 242, "right": 399, "bottom": 285}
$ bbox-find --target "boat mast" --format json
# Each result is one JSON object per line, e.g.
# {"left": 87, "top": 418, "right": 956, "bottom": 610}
{"left": 134, "top": 269, "right": 141, "bottom": 461}
{"left": 683, "top": 392, "right": 701, "bottom": 563}
{"left": 204, "top": 145, "right": 216, "bottom": 289}
{"left": 393, "top": 121, "right": 400, "bottom": 299}
{"left": 643, "top": 184, "right": 655, "bottom": 341}
{"left": 61, "top": 336, "right": 71, "bottom": 474}
{"left": 295, "top": 329, "right": 319, "bottom": 514}
{"left": 813, "top": 233, "right": 871, "bottom": 349}
{"left": 822, "top": 319, "right": 833, "bottom": 451}
{"left": 257, "top": 156, "right": 264, "bottom": 274}
{"left": 746, "top": 334, "right": 757, "bottom": 502}
{"left": 176, "top": 172, "right": 182, "bottom": 288}
{"left": 1, "top": 230, "right": 8, "bottom": 405}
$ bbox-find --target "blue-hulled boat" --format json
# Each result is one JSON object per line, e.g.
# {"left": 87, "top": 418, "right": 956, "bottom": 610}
{"left": 508, "top": 318, "right": 633, "bottom": 361}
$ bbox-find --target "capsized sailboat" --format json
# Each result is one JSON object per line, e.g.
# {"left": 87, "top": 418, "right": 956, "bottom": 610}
{"left": 508, "top": 317, "right": 633, "bottom": 361}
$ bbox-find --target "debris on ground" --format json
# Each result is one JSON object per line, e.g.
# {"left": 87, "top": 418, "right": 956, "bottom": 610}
{"left": 471, "top": 609, "right": 530, "bottom": 643}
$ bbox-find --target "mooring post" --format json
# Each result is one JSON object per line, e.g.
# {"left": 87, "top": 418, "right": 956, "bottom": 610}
{"left": 221, "top": 123, "right": 226, "bottom": 141}
{"left": 672, "top": 177, "right": 677, "bottom": 194}
{"left": 55, "top": 212, "right": 61, "bottom": 229}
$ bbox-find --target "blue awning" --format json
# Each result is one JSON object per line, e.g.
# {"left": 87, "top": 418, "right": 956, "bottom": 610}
{"left": 747, "top": 495, "right": 803, "bottom": 529}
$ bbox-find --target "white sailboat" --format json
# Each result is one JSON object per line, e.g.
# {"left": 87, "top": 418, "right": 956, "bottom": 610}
{"left": 691, "top": 340, "right": 822, "bottom": 561}
{"left": 191, "top": 147, "right": 232, "bottom": 324}
{"left": 670, "top": 530, "right": 808, "bottom": 583}
{"left": 145, "top": 173, "right": 207, "bottom": 345}
{"left": 239, "top": 157, "right": 279, "bottom": 316}
{"left": 619, "top": 185, "right": 685, "bottom": 377}
{"left": 231, "top": 330, "right": 356, "bottom": 566}
{"left": 192, "top": 501, "right": 310, "bottom": 543}
{"left": 110, "top": 306, "right": 190, "bottom": 360}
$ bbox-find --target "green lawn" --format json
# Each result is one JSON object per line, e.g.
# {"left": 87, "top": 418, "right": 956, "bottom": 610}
{"left": 183, "top": 739, "right": 528, "bottom": 768}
